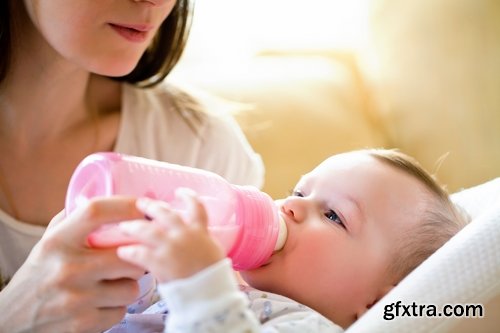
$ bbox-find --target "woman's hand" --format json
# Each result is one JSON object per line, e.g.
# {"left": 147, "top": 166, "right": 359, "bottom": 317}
{"left": 116, "top": 190, "right": 225, "bottom": 283}
{"left": 0, "top": 197, "right": 147, "bottom": 333}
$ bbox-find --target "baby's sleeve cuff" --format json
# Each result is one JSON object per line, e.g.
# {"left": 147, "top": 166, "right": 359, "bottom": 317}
{"left": 157, "top": 258, "right": 241, "bottom": 314}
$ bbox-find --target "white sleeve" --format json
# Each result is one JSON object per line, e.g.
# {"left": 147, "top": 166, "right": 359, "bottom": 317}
{"left": 157, "top": 259, "right": 343, "bottom": 333}
{"left": 195, "top": 109, "right": 265, "bottom": 188}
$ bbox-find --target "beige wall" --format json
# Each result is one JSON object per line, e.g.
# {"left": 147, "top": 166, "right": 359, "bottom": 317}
{"left": 225, "top": 55, "right": 388, "bottom": 198}
{"left": 358, "top": 0, "right": 500, "bottom": 192}
{"left": 171, "top": 53, "right": 388, "bottom": 198}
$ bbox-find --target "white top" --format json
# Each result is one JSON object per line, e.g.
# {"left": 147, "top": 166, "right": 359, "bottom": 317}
{"left": 105, "top": 259, "right": 344, "bottom": 333}
{"left": 0, "top": 83, "right": 264, "bottom": 281}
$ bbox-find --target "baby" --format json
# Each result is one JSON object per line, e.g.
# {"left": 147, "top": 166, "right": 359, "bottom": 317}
{"left": 112, "top": 149, "right": 469, "bottom": 332}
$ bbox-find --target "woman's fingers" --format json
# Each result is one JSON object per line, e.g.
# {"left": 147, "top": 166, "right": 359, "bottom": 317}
{"left": 83, "top": 247, "right": 146, "bottom": 281}
{"left": 93, "top": 278, "right": 141, "bottom": 308}
{"left": 46, "top": 209, "right": 66, "bottom": 230}
{"left": 0, "top": 197, "right": 154, "bottom": 333}
{"left": 92, "top": 307, "right": 130, "bottom": 332}
{"left": 53, "top": 196, "right": 144, "bottom": 246}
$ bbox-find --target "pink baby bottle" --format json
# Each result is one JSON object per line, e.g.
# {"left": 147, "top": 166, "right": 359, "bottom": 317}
{"left": 65, "top": 152, "right": 287, "bottom": 270}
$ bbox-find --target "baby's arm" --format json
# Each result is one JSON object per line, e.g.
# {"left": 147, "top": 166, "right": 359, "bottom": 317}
{"left": 158, "top": 258, "right": 261, "bottom": 332}
{"left": 116, "top": 192, "right": 262, "bottom": 332}
{"left": 116, "top": 191, "right": 225, "bottom": 283}
{"left": 158, "top": 258, "right": 344, "bottom": 333}
{"left": 117, "top": 193, "right": 343, "bottom": 333}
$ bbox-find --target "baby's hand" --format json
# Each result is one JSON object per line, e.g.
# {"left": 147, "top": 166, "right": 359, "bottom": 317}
{"left": 116, "top": 190, "right": 225, "bottom": 283}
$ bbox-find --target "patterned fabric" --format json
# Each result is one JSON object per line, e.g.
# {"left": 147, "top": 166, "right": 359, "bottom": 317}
{"left": 105, "top": 259, "right": 343, "bottom": 333}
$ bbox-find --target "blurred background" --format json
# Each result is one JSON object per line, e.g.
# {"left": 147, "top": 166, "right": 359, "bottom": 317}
{"left": 169, "top": 0, "right": 500, "bottom": 200}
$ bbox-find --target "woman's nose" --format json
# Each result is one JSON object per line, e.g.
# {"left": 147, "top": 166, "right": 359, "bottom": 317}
{"left": 280, "top": 196, "right": 307, "bottom": 222}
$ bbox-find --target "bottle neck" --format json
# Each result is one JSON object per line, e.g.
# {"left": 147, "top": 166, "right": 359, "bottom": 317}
{"left": 226, "top": 185, "right": 280, "bottom": 270}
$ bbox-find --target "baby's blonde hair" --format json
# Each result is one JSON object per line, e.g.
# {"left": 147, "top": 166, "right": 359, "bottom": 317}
{"left": 365, "top": 149, "right": 469, "bottom": 281}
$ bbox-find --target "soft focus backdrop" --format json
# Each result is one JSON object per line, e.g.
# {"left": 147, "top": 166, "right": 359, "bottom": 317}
{"left": 169, "top": 0, "right": 500, "bottom": 202}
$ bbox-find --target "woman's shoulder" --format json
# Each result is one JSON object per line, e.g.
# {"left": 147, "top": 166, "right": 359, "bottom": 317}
{"left": 121, "top": 82, "right": 242, "bottom": 132}
{"left": 117, "top": 82, "right": 264, "bottom": 188}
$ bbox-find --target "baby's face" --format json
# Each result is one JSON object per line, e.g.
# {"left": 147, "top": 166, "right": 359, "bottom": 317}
{"left": 240, "top": 152, "right": 430, "bottom": 327}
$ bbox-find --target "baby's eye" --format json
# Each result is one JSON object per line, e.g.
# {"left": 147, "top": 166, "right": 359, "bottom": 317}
{"left": 325, "top": 209, "right": 345, "bottom": 229}
{"left": 291, "top": 189, "right": 304, "bottom": 197}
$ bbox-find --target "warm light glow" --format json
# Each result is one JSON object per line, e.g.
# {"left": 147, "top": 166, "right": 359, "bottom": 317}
{"left": 181, "top": 0, "right": 371, "bottom": 62}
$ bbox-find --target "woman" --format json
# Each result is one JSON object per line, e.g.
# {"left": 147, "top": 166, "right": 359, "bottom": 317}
{"left": 0, "top": 1, "right": 263, "bottom": 332}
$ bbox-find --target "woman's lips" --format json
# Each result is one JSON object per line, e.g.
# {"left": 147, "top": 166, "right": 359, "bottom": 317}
{"left": 109, "top": 23, "right": 152, "bottom": 43}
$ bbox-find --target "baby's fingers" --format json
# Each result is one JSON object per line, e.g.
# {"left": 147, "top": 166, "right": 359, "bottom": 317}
{"left": 176, "top": 188, "right": 209, "bottom": 229}
{"left": 118, "top": 221, "right": 166, "bottom": 247}
{"left": 135, "top": 198, "right": 184, "bottom": 229}
{"left": 116, "top": 244, "right": 152, "bottom": 271}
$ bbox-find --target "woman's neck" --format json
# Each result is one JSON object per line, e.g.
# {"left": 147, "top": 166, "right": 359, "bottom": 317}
{"left": 2, "top": 69, "right": 89, "bottom": 142}
{"left": 1, "top": 1, "right": 121, "bottom": 154}
{"left": 0, "top": 59, "right": 121, "bottom": 157}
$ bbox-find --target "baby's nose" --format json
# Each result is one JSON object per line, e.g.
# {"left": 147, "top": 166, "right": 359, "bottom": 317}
{"left": 281, "top": 196, "right": 307, "bottom": 223}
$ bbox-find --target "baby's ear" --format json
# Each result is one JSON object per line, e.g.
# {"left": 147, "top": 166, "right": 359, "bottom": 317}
{"left": 356, "top": 284, "right": 396, "bottom": 319}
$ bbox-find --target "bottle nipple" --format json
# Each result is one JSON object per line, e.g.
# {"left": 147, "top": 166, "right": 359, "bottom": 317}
{"left": 273, "top": 216, "right": 288, "bottom": 251}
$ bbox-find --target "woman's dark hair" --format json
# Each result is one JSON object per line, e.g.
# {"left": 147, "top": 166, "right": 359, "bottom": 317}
{"left": 0, "top": 1, "right": 11, "bottom": 85}
{"left": 0, "top": 0, "right": 194, "bottom": 88}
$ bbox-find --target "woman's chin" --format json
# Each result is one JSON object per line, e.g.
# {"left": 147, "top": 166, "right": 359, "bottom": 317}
{"left": 95, "top": 66, "right": 136, "bottom": 78}
{"left": 89, "top": 59, "right": 141, "bottom": 78}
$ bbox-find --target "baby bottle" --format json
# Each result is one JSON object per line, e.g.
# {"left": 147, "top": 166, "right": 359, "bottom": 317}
{"left": 65, "top": 152, "right": 287, "bottom": 270}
